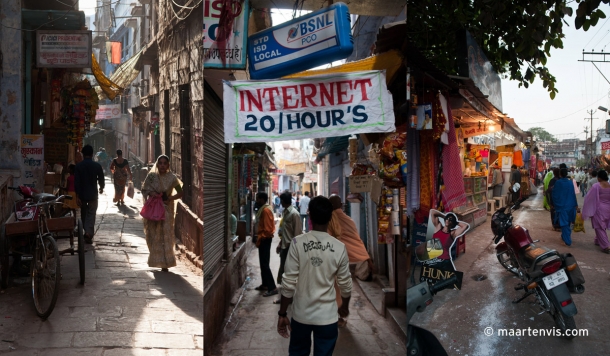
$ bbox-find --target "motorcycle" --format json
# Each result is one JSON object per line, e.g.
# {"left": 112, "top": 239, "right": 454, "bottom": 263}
{"left": 491, "top": 196, "right": 585, "bottom": 338}
{"left": 9, "top": 186, "right": 58, "bottom": 221}
{"left": 407, "top": 275, "right": 458, "bottom": 356}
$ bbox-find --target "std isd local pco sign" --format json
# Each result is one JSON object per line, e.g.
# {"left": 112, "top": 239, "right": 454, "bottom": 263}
{"left": 247, "top": 2, "right": 353, "bottom": 79}
{"left": 223, "top": 71, "right": 396, "bottom": 143}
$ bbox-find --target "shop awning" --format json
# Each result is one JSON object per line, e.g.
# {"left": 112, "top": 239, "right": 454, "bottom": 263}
{"left": 315, "top": 136, "right": 350, "bottom": 163}
{"left": 92, "top": 48, "right": 144, "bottom": 100}
{"left": 282, "top": 49, "right": 404, "bottom": 84}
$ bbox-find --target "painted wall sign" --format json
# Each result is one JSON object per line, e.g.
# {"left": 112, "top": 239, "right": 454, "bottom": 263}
{"left": 21, "top": 135, "right": 44, "bottom": 189}
{"left": 95, "top": 104, "right": 121, "bottom": 121}
{"left": 203, "top": 0, "right": 249, "bottom": 69}
{"left": 36, "top": 30, "right": 92, "bottom": 68}
{"left": 247, "top": 2, "right": 353, "bottom": 79}
{"left": 223, "top": 70, "right": 396, "bottom": 143}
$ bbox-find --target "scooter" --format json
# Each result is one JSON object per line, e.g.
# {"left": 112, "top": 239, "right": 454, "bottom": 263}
{"left": 407, "top": 275, "right": 458, "bottom": 356}
{"left": 492, "top": 196, "right": 585, "bottom": 339}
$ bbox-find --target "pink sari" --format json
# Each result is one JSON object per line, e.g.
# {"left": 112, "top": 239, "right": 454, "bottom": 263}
{"left": 582, "top": 183, "right": 610, "bottom": 250}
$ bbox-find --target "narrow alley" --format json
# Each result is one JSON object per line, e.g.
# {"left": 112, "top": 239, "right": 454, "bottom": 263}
{"left": 0, "top": 177, "right": 203, "bottom": 355}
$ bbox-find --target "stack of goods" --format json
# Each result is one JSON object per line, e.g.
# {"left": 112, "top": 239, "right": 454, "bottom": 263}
{"left": 377, "top": 132, "right": 407, "bottom": 244}
{"left": 62, "top": 79, "right": 99, "bottom": 148}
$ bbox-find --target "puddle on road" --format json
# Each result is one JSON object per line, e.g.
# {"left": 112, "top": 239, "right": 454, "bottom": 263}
{"left": 472, "top": 274, "right": 488, "bottom": 281}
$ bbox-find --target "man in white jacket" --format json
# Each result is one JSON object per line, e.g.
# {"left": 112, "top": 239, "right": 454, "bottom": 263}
{"left": 277, "top": 196, "right": 352, "bottom": 356}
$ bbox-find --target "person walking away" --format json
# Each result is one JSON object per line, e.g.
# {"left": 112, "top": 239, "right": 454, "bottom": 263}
{"left": 491, "top": 163, "right": 504, "bottom": 199}
{"left": 582, "top": 170, "right": 610, "bottom": 253}
{"left": 95, "top": 147, "right": 109, "bottom": 175}
{"left": 300, "top": 191, "right": 311, "bottom": 232}
{"left": 273, "top": 191, "right": 281, "bottom": 217}
{"left": 546, "top": 168, "right": 561, "bottom": 231}
{"left": 327, "top": 195, "right": 373, "bottom": 327}
{"left": 74, "top": 145, "right": 105, "bottom": 244}
{"left": 579, "top": 169, "right": 588, "bottom": 197}
{"left": 141, "top": 155, "right": 183, "bottom": 271}
{"left": 543, "top": 168, "right": 555, "bottom": 210}
{"left": 277, "top": 196, "right": 352, "bottom": 356}
{"left": 509, "top": 164, "right": 522, "bottom": 204}
{"left": 275, "top": 192, "right": 303, "bottom": 303}
{"left": 109, "top": 149, "right": 133, "bottom": 206}
{"left": 63, "top": 164, "right": 79, "bottom": 216}
{"left": 588, "top": 170, "right": 598, "bottom": 195}
{"left": 552, "top": 168, "right": 578, "bottom": 246}
{"left": 253, "top": 192, "right": 278, "bottom": 297}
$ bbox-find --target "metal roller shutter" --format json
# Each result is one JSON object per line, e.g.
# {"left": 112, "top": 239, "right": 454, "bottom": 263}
{"left": 203, "top": 82, "right": 228, "bottom": 279}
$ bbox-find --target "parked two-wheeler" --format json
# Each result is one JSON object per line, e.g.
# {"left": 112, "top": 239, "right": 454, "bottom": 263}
{"left": 407, "top": 275, "right": 457, "bottom": 356}
{"left": 491, "top": 196, "right": 585, "bottom": 338}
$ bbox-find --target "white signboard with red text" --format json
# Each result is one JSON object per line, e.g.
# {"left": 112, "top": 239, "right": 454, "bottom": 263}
{"left": 21, "top": 135, "right": 44, "bottom": 190}
{"left": 601, "top": 139, "right": 610, "bottom": 151}
{"left": 36, "top": 30, "right": 92, "bottom": 68}
{"left": 203, "top": 0, "right": 249, "bottom": 69}
{"left": 95, "top": 104, "right": 122, "bottom": 121}
{"left": 223, "top": 71, "right": 396, "bottom": 143}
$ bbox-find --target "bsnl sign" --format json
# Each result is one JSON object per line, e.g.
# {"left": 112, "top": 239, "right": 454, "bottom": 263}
{"left": 247, "top": 2, "right": 353, "bottom": 80}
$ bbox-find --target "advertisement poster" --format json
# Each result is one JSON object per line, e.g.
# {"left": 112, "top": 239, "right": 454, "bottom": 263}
{"left": 223, "top": 70, "right": 396, "bottom": 143}
{"left": 36, "top": 30, "right": 92, "bottom": 68}
{"left": 21, "top": 135, "right": 44, "bottom": 189}
{"left": 499, "top": 152, "right": 514, "bottom": 173}
{"left": 203, "top": 0, "right": 249, "bottom": 69}
{"left": 95, "top": 104, "right": 121, "bottom": 121}
{"left": 415, "top": 209, "right": 470, "bottom": 289}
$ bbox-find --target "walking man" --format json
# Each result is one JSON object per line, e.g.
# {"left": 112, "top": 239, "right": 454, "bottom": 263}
{"left": 74, "top": 144, "right": 105, "bottom": 244}
{"left": 277, "top": 196, "right": 352, "bottom": 356}
{"left": 254, "top": 192, "right": 278, "bottom": 297}
{"left": 299, "top": 191, "right": 311, "bottom": 232}
{"left": 552, "top": 168, "right": 578, "bottom": 246}
{"left": 510, "top": 164, "right": 522, "bottom": 204}
{"left": 275, "top": 191, "right": 303, "bottom": 303}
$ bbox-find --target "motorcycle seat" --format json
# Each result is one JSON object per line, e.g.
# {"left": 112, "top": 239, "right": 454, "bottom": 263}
{"left": 33, "top": 193, "right": 57, "bottom": 202}
{"left": 520, "top": 244, "right": 556, "bottom": 269}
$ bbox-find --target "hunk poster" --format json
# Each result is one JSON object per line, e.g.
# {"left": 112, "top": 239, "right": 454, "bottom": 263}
{"left": 222, "top": 70, "right": 396, "bottom": 143}
{"left": 415, "top": 209, "right": 470, "bottom": 289}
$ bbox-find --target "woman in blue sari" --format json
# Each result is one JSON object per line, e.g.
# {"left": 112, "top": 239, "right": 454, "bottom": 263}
{"left": 551, "top": 168, "right": 578, "bottom": 246}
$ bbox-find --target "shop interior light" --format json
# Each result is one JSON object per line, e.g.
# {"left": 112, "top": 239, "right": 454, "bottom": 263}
{"left": 489, "top": 125, "right": 495, "bottom": 131}
{"left": 39, "top": 116, "right": 44, "bottom": 126}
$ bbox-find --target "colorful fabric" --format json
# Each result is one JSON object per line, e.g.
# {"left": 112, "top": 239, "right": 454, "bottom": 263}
{"left": 141, "top": 171, "right": 181, "bottom": 269}
{"left": 417, "top": 131, "right": 435, "bottom": 222}
{"left": 582, "top": 183, "right": 610, "bottom": 231}
{"left": 552, "top": 178, "right": 577, "bottom": 231}
{"left": 327, "top": 209, "right": 369, "bottom": 263}
{"left": 440, "top": 103, "right": 468, "bottom": 212}
{"left": 543, "top": 171, "right": 554, "bottom": 210}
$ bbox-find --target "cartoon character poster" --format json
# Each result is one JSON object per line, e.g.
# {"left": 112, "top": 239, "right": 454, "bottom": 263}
{"left": 415, "top": 209, "right": 470, "bottom": 288}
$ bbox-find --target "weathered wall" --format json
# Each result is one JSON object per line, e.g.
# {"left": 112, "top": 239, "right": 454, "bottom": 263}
{"left": 0, "top": 0, "right": 24, "bottom": 183}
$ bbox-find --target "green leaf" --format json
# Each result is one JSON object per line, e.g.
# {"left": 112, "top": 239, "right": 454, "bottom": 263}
{"left": 550, "top": 90, "right": 556, "bottom": 100}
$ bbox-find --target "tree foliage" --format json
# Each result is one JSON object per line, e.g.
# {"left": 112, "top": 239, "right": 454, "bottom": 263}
{"left": 529, "top": 127, "right": 558, "bottom": 142}
{"left": 407, "top": 0, "right": 608, "bottom": 99}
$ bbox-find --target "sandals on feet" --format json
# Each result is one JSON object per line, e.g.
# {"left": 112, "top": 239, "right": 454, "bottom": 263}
{"left": 254, "top": 285, "right": 267, "bottom": 291}
{"left": 263, "top": 289, "right": 278, "bottom": 297}
{"left": 602, "top": 248, "right": 610, "bottom": 254}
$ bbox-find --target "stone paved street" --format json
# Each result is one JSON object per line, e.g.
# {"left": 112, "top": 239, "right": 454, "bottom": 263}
{"left": 0, "top": 177, "right": 203, "bottom": 355}
{"left": 211, "top": 223, "right": 406, "bottom": 356}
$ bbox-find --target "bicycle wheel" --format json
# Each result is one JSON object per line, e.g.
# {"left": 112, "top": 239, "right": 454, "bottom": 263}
{"left": 77, "top": 218, "right": 85, "bottom": 285}
{"left": 0, "top": 226, "right": 8, "bottom": 289}
{"left": 32, "top": 234, "right": 60, "bottom": 319}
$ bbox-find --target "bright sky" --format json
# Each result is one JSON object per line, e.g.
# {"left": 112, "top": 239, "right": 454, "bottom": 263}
{"left": 502, "top": 5, "right": 610, "bottom": 139}
{"left": 79, "top": 0, "right": 97, "bottom": 16}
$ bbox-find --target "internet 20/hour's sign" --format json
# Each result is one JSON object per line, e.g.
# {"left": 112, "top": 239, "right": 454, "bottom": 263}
{"left": 223, "top": 71, "right": 396, "bottom": 143}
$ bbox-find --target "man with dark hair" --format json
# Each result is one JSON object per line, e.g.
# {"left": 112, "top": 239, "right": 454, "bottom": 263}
{"left": 275, "top": 191, "right": 303, "bottom": 303}
{"left": 552, "top": 168, "right": 578, "bottom": 246}
{"left": 254, "top": 192, "right": 278, "bottom": 297}
{"left": 510, "top": 164, "right": 522, "bottom": 204}
{"left": 588, "top": 170, "right": 599, "bottom": 193}
{"left": 299, "top": 191, "right": 311, "bottom": 232}
{"left": 277, "top": 196, "right": 352, "bottom": 355}
{"left": 75, "top": 144, "right": 105, "bottom": 244}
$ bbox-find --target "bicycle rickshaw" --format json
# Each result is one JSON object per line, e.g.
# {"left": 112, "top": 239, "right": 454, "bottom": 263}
{"left": 0, "top": 186, "right": 85, "bottom": 319}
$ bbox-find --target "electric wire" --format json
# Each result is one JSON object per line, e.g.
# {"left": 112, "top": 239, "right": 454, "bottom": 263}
{"left": 524, "top": 93, "right": 608, "bottom": 125}
{"left": 583, "top": 16, "right": 610, "bottom": 50}
{"left": 1, "top": 2, "right": 76, "bottom": 32}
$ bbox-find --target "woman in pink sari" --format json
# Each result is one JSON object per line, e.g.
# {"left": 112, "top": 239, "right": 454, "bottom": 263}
{"left": 582, "top": 170, "right": 610, "bottom": 254}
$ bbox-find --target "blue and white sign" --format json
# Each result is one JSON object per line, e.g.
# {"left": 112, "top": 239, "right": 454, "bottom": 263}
{"left": 247, "top": 2, "right": 353, "bottom": 80}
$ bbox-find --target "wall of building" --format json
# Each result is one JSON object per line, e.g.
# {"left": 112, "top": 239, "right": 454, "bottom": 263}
{"left": 0, "top": 0, "right": 24, "bottom": 183}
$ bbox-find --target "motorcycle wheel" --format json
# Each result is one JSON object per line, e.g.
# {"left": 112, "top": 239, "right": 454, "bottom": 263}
{"left": 496, "top": 250, "right": 518, "bottom": 276}
{"left": 552, "top": 304, "right": 577, "bottom": 339}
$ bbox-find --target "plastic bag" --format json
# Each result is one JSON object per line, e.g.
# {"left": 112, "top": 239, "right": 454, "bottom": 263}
{"left": 140, "top": 195, "right": 166, "bottom": 221}
{"left": 127, "top": 181, "right": 134, "bottom": 199}
{"left": 573, "top": 211, "right": 585, "bottom": 233}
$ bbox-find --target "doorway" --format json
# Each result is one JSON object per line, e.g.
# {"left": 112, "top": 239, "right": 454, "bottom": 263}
{"left": 179, "top": 85, "right": 192, "bottom": 207}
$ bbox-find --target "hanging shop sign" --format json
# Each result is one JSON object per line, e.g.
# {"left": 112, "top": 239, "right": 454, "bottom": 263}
{"left": 462, "top": 124, "right": 500, "bottom": 138}
{"left": 21, "top": 135, "right": 44, "bottom": 189}
{"left": 601, "top": 139, "right": 610, "bottom": 151}
{"left": 36, "top": 30, "right": 92, "bottom": 68}
{"left": 203, "top": 0, "right": 249, "bottom": 69}
{"left": 95, "top": 104, "right": 121, "bottom": 121}
{"left": 247, "top": 2, "right": 353, "bottom": 79}
{"left": 303, "top": 171, "right": 318, "bottom": 183}
{"left": 285, "top": 163, "right": 307, "bottom": 175}
{"left": 223, "top": 70, "right": 396, "bottom": 143}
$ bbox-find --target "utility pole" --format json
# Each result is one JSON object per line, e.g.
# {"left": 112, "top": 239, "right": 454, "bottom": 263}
{"left": 585, "top": 110, "right": 598, "bottom": 167}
